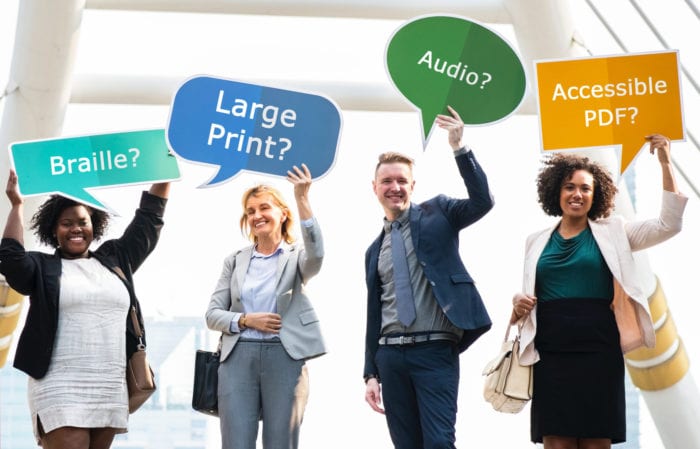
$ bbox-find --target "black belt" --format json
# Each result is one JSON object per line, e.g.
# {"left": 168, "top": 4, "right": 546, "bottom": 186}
{"left": 378, "top": 332, "right": 460, "bottom": 346}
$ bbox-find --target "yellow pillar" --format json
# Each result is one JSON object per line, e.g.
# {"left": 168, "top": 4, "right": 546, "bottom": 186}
{"left": 0, "top": 277, "right": 24, "bottom": 368}
{"left": 625, "top": 277, "right": 689, "bottom": 391}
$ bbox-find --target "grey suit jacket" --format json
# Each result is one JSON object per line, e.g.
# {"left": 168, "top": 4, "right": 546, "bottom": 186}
{"left": 205, "top": 217, "right": 326, "bottom": 361}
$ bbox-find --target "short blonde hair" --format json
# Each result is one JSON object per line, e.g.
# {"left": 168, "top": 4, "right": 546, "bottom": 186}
{"left": 239, "top": 185, "right": 295, "bottom": 244}
{"left": 375, "top": 152, "right": 414, "bottom": 178}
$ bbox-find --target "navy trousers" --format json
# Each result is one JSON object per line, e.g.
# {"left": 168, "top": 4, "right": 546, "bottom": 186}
{"left": 376, "top": 341, "right": 460, "bottom": 449}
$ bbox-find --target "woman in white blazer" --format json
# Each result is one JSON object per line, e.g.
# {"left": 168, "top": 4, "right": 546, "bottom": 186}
{"left": 205, "top": 164, "right": 325, "bottom": 449}
{"left": 511, "top": 134, "right": 687, "bottom": 449}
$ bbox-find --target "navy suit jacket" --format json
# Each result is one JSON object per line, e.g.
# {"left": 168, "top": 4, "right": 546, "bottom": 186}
{"left": 363, "top": 151, "right": 494, "bottom": 379}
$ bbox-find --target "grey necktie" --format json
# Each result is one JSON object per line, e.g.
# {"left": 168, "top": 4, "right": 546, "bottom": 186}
{"left": 391, "top": 221, "right": 416, "bottom": 326}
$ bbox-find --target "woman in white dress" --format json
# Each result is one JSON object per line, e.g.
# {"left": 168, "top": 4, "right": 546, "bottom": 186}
{"left": 0, "top": 170, "right": 170, "bottom": 449}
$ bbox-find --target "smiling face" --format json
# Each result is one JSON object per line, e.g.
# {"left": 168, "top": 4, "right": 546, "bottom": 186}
{"left": 245, "top": 193, "right": 288, "bottom": 243}
{"left": 559, "top": 169, "right": 594, "bottom": 220}
{"left": 54, "top": 205, "right": 94, "bottom": 259}
{"left": 373, "top": 161, "right": 415, "bottom": 220}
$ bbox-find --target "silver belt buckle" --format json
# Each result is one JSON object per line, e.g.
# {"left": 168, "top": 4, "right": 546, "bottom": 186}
{"left": 400, "top": 335, "right": 415, "bottom": 345}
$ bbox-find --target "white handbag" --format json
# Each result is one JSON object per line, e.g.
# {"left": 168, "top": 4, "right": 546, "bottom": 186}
{"left": 482, "top": 323, "right": 533, "bottom": 413}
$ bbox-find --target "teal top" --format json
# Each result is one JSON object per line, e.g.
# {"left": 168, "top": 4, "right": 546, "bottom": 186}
{"left": 535, "top": 226, "right": 613, "bottom": 302}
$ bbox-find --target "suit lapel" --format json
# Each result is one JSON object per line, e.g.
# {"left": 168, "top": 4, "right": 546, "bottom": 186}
{"left": 523, "top": 224, "right": 556, "bottom": 294}
{"left": 235, "top": 247, "right": 253, "bottom": 308}
{"left": 366, "top": 234, "right": 382, "bottom": 289}
{"left": 589, "top": 219, "right": 623, "bottom": 281}
{"left": 409, "top": 203, "right": 421, "bottom": 249}
{"left": 275, "top": 242, "right": 294, "bottom": 315}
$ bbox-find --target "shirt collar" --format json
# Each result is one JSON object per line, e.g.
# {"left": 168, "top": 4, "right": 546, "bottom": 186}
{"left": 252, "top": 245, "right": 284, "bottom": 259}
{"left": 383, "top": 208, "right": 410, "bottom": 233}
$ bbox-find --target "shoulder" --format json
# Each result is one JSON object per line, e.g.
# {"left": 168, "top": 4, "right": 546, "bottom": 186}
{"left": 416, "top": 195, "right": 447, "bottom": 211}
{"left": 218, "top": 247, "right": 245, "bottom": 267}
{"left": 365, "top": 232, "right": 383, "bottom": 257}
{"left": 227, "top": 247, "right": 247, "bottom": 260}
{"left": 284, "top": 241, "right": 302, "bottom": 254}
{"left": 590, "top": 215, "right": 624, "bottom": 230}
{"left": 526, "top": 225, "right": 554, "bottom": 246}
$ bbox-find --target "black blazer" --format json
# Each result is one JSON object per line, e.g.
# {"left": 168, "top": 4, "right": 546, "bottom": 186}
{"left": 0, "top": 192, "right": 166, "bottom": 379}
{"left": 363, "top": 151, "right": 494, "bottom": 379}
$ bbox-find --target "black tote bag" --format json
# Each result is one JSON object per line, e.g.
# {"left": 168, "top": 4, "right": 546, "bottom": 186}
{"left": 192, "top": 349, "right": 220, "bottom": 416}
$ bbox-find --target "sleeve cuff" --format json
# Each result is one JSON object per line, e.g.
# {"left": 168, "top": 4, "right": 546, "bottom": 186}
{"left": 363, "top": 373, "right": 380, "bottom": 384}
{"left": 453, "top": 145, "right": 471, "bottom": 156}
{"left": 230, "top": 312, "right": 244, "bottom": 333}
{"left": 139, "top": 190, "right": 168, "bottom": 214}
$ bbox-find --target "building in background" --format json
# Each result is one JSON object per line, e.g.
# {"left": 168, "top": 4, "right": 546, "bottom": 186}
{"left": 1, "top": 313, "right": 645, "bottom": 448}
{"left": 0, "top": 316, "right": 219, "bottom": 449}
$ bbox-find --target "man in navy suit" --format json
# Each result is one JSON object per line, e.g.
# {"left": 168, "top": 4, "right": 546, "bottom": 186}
{"left": 363, "top": 106, "right": 494, "bottom": 449}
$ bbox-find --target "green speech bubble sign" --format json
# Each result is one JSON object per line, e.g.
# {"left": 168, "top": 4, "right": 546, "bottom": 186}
{"left": 386, "top": 15, "right": 527, "bottom": 147}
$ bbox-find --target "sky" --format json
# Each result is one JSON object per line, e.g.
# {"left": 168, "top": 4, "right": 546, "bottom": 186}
{"left": 1, "top": 1, "right": 699, "bottom": 448}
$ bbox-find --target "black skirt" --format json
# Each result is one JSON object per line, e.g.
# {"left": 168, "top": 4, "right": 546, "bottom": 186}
{"left": 531, "top": 298, "right": 625, "bottom": 443}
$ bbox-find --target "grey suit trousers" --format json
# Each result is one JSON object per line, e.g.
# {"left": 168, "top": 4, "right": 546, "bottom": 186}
{"left": 218, "top": 339, "right": 309, "bottom": 449}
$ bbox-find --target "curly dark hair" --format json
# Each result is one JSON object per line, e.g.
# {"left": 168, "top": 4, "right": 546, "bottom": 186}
{"left": 536, "top": 153, "right": 618, "bottom": 220}
{"left": 30, "top": 196, "right": 110, "bottom": 248}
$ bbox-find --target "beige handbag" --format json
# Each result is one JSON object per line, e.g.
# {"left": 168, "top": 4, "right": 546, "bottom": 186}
{"left": 126, "top": 305, "right": 156, "bottom": 413}
{"left": 482, "top": 322, "right": 533, "bottom": 413}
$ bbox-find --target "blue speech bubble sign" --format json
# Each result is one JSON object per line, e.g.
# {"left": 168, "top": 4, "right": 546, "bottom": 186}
{"left": 166, "top": 76, "right": 342, "bottom": 185}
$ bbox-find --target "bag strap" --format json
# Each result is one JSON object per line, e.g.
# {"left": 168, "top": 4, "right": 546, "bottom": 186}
{"left": 130, "top": 305, "right": 146, "bottom": 350}
{"left": 214, "top": 334, "right": 223, "bottom": 356}
{"left": 503, "top": 320, "right": 524, "bottom": 342}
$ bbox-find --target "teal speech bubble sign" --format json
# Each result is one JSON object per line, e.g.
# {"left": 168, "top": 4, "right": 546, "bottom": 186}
{"left": 386, "top": 15, "right": 527, "bottom": 147}
{"left": 10, "top": 129, "right": 180, "bottom": 212}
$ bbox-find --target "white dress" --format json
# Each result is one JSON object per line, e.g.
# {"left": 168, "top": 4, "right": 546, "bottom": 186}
{"left": 28, "top": 257, "right": 131, "bottom": 441}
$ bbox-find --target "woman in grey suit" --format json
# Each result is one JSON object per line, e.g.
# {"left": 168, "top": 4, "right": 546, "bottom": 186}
{"left": 205, "top": 163, "right": 325, "bottom": 449}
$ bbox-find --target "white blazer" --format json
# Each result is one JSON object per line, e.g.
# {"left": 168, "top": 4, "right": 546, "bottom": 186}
{"left": 519, "top": 190, "right": 687, "bottom": 365}
{"left": 205, "top": 217, "right": 326, "bottom": 362}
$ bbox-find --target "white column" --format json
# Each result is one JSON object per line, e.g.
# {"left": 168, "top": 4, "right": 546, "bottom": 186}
{"left": 0, "top": 0, "right": 86, "bottom": 245}
{"left": 0, "top": 0, "right": 86, "bottom": 370}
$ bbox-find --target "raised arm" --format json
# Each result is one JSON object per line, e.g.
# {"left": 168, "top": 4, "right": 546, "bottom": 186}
{"left": 3, "top": 170, "right": 25, "bottom": 245}
{"left": 287, "top": 163, "right": 323, "bottom": 281}
{"left": 645, "top": 134, "right": 678, "bottom": 194}
{"left": 435, "top": 105, "right": 466, "bottom": 151}
{"left": 148, "top": 182, "right": 171, "bottom": 199}
{"left": 287, "top": 163, "right": 313, "bottom": 221}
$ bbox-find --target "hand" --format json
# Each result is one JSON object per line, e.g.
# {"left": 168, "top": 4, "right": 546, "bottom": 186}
{"left": 645, "top": 134, "right": 671, "bottom": 165}
{"left": 364, "top": 378, "right": 385, "bottom": 414}
{"left": 511, "top": 293, "right": 537, "bottom": 324}
{"left": 287, "top": 163, "right": 312, "bottom": 199}
{"left": 244, "top": 312, "right": 282, "bottom": 334}
{"left": 645, "top": 133, "right": 679, "bottom": 193}
{"left": 5, "top": 170, "right": 23, "bottom": 207}
{"left": 435, "top": 105, "right": 465, "bottom": 151}
{"left": 287, "top": 163, "right": 314, "bottom": 221}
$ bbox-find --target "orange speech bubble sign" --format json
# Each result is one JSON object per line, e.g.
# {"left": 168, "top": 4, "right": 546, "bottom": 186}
{"left": 536, "top": 51, "right": 684, "bottom": 174}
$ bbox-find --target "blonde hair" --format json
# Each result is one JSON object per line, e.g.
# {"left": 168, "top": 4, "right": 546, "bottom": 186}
{"left": 239, "top": 184, "right": 295, "bottom": 244}
{"left": 375, "top": 152, "right": 414, "bottom": 177}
